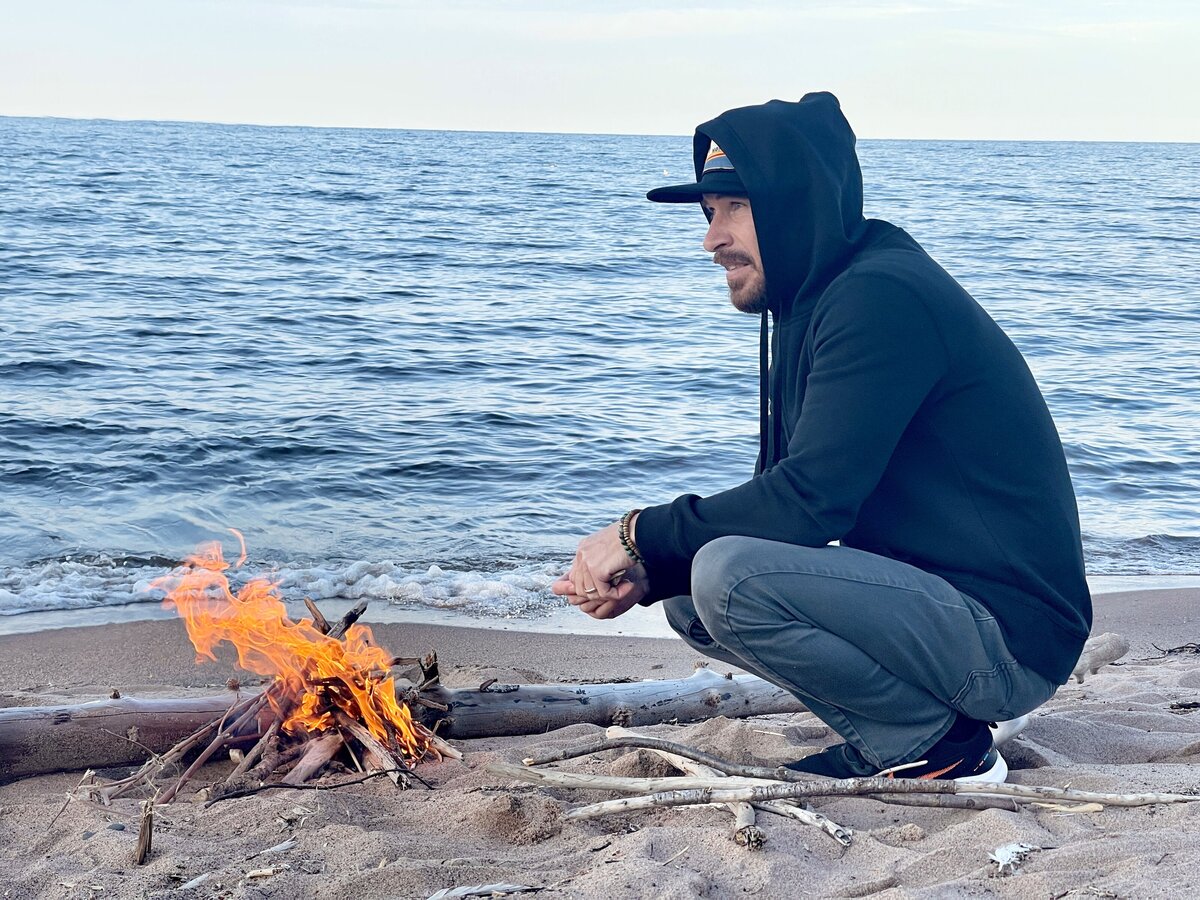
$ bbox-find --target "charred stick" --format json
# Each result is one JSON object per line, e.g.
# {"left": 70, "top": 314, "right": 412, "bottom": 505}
{"left": 256, "top": 734, "right": 311, "bottom": 780}
{"left": 226, "top": 719, "right": 280, "bottom": 782}
{"left": 333, "top": 711, "right": 407, "bottom": 787}
{"left": 418, "top": 651, "right": 440, "bottom": 689}
{"left": 404, "top": 689, "right": 449, "bottom": 712}
{"left": 281, "top": 731, "right": 345, "bottom": 785}
{"left": 327, "top": 600, "right": 369, "bottom": 640}
{"left": 303, "top": 597, "right": 331, "bottom": 635}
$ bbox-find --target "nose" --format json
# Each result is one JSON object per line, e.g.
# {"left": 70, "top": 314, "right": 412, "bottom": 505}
{"left": 703, "top": 211, "right": 730, "bottom": 253}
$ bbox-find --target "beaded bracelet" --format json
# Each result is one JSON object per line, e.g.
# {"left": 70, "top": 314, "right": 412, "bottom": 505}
{"left": 618, "top": 508, "right": 644, "bottom": 566}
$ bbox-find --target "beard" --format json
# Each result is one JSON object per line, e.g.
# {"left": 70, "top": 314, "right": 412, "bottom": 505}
{"left": 730, "top": 272, "right": 768, "bottom": 314}
{"left": 715, "top": 250, "right": 768, "bottom": 314}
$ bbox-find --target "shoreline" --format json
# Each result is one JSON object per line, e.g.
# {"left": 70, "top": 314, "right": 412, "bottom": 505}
{"left": 3, "top": 573, "right": 1199, "bottom": 641}
{"left": 0, "top": 585, "right": 1196, "bottom": 701}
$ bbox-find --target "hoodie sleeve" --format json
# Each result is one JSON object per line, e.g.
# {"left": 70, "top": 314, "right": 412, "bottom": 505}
{"left": 636, "top": 275, "right": 951, "bottom": 602}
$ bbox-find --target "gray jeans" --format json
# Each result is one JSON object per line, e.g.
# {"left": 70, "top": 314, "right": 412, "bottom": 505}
{"left": 663, "top": 536, "right": 1060, "bottom": 771}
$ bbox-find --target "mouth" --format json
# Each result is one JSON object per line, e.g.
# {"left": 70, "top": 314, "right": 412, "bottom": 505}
{"left": 722, "top": 261, "right": 754, "bottom": 285}
{"left": 715, "top": 253, "right": 755, "bottom": 278}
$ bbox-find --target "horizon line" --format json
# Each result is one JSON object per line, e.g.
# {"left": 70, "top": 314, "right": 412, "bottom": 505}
{"left": 3, "top": 112, "right": 1196, "bottom": 146}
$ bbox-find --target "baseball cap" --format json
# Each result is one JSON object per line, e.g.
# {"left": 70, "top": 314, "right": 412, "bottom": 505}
{"left": 647, "top": 142, "right": 745, "bottom": 203}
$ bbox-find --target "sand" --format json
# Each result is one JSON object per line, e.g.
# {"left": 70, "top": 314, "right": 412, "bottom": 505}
{"left": 2, "top": 588, "right": 1200, "bottom": 899}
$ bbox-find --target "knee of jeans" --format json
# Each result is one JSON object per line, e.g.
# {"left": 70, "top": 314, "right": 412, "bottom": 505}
{"left": 691, "top": 535, "right": 750, "bottom": 616}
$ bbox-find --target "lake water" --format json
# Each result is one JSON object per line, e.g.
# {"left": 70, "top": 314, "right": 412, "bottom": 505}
{"left": 1, "top": 117, "right": 1197, "bottom": 632}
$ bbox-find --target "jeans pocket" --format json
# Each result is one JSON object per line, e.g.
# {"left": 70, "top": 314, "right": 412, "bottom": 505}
{"left": 951, "top": 660, "right": 1018, "bottom": 721}
{"left": 686, "top": 616, "right": 716, "bottom": 647}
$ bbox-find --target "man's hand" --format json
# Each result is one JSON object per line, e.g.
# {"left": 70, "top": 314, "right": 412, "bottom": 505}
{"left": 551, "top": 518, "right": 649, "bottom": 619}
{"left": 568, "top": 521, "right": 637, "bottom": 604}
{"left": 552, "top": 563, "right": 649, "bottom": 619}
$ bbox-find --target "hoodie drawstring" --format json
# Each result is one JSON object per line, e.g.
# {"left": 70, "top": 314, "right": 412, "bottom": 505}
{"left": 758, "top": 310, "right": 769, "bottom": 474}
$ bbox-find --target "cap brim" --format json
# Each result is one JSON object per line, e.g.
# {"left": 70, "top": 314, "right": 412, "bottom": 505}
{"left": 646, "top": 182, "right": 706, "bottom": 203}
{"left": 646, "top": 170, "right": 746, "bottom": 203}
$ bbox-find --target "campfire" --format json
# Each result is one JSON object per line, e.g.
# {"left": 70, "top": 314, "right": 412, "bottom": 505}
{"left": 94, "top": 531, "right": 459, "bottom": 806}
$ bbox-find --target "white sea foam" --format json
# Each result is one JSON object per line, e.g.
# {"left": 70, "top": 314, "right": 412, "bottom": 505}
{"left": 0, "top": 555, "right": 567, "bottom": 621}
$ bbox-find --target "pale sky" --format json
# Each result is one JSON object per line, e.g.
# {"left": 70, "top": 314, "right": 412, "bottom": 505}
{"left": 2, "top": 0, "right": 1198, "bottom": 141}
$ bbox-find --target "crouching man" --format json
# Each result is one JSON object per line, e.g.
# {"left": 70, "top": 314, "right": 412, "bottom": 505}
{"left": 552, "top": 93, "right": 1091, "bottom": 783}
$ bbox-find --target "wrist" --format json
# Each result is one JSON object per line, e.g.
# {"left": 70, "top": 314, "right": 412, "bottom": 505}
{"left": 618, "top": 508, "right": 645, "bottom": 566}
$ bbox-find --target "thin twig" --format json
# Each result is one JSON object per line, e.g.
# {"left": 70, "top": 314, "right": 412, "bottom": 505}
{"left": 45, "top": 770, "right": 94, "bottom": 833}
{"left": 101, "top": 692, "right": 262, "bottom": 802}
{"left": 158, "top": 692, "right": 271, "bottom": 803}
{"left": 133, "top": 799, "right": 154, "bottom": 865}
{"left": 227, "top": 719, "right": 280, "bottom": 782}
{"left": 203, "top": 768, "right": 410, "bottom": 807}
{"left": 523, "top": 734, "right": 787, "bottom": 780}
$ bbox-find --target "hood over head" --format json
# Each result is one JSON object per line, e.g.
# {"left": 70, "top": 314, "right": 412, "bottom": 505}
{"left": 651, "top": 92, "right": 870, "bottom": 317}
{"left": 647, "top": 92, "right": 874, "bottom": 471}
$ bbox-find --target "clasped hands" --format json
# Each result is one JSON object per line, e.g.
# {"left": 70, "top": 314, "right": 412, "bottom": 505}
{"left": 551, "top": 520, "right": 648, "bottom": 619}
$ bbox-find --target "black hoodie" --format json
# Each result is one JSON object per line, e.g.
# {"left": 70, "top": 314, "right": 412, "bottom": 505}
{"left": 635, "top": 93, "right": 1092, "bottom": 685}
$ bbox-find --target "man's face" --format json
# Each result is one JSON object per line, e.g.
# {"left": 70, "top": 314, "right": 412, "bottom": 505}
{"left": 702, "top": 193, "right": 766, "bottom": 314}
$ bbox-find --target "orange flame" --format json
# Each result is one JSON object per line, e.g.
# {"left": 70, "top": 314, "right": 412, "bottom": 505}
{"left": 154, "top": 534, "right": 428, "bottom": 758}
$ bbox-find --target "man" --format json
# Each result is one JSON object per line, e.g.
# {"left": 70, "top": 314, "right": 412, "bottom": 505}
{"left": 551, "top": 92, "right": 1091, "bottom": 783}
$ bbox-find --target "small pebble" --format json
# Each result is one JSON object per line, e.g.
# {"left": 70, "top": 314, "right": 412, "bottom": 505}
{"left": 82, "top": 831, "right": 95, "bottom": 840}
{"left": 107, "top": 823, "right": 126, "bottom": 832}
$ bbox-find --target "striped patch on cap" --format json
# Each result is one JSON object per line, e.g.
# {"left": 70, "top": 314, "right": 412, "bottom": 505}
{"left": 702, "top": 142, "right": 734, "bottom": 174}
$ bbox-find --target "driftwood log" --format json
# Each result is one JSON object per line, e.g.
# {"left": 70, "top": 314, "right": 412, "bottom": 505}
{"left": 0, "top": 669, "right": 804, "bottom": 782}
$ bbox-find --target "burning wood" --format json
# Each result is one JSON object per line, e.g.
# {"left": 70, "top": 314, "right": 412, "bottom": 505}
{"left": 96, "top": 534, "right": 445, "bottom": 804}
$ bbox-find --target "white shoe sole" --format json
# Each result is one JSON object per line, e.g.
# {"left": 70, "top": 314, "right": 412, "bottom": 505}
{"left": 954, "top": 748, "right": 1008, "bottom": 784}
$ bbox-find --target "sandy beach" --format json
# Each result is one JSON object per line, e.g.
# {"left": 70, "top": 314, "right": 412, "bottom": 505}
{"left": 2, "top": 587, "right": 1200, "bottom": 898}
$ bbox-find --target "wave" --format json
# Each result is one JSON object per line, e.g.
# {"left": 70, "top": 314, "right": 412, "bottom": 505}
{"left": 0, "top": 553, "right": 566, "bottom": 621}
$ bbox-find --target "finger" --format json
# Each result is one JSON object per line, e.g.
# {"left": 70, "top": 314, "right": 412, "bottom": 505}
{"left": 570, "top": 544, "right": 601, "bottom": 599}
{"left": 613, "top": 579, "right": 638, "bottom": 601}
{"left": 576, "top": 571, "right": 603, "bottom": 603}
{"left": 586, "top": 598, "right": 624, "bottom": 620}
{"left": 550, "top": 576, "right": 575, "bottom": 596}
{"left": 571, "top": 596, "right": 603, "bottom": 615}
{"left": 571, "top": 550, "right": 591, "bottom": 600}
{"left": 578, "top": 556, "right": 619, "bottom": 602}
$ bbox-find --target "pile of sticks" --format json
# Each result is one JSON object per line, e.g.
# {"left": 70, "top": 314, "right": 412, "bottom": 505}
{"left": 490, "top": 726, "right": 1200, "bottom": 850}
{"left": 90, "top": 599, "right": 459, "bottom": 806}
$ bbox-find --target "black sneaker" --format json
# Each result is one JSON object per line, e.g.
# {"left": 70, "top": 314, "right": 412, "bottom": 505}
{"left": 877, "top": 745, "right": 1007, "bottom": 783}
{"left": 785, "top": 716, "right": 1008, "bottom": 784}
